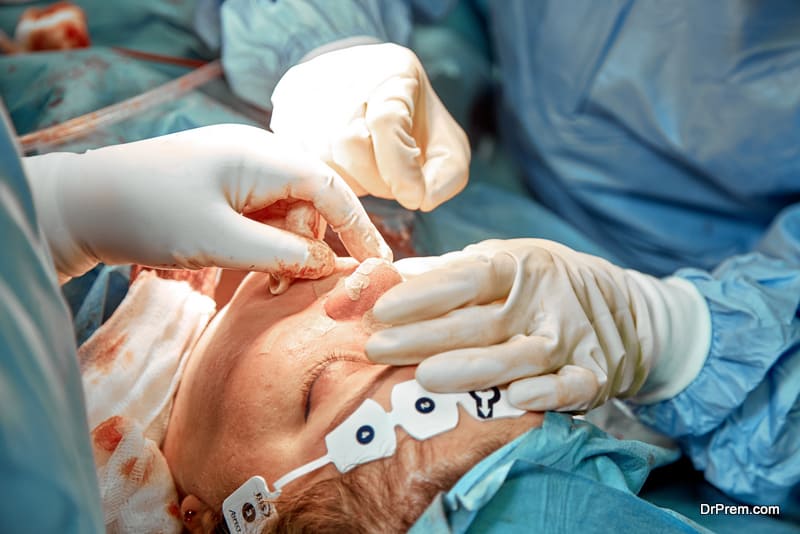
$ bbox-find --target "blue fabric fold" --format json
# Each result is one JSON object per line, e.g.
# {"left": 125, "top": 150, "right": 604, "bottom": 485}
{"left": 411, "top": 413, "right": 707, "bottom": 533}
{"left": 632, "top": 207, "right": 800, "bottom": 514}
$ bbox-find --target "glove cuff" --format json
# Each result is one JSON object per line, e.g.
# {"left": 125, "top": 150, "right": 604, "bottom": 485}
{"left": 23, "top": 152, "right": 98, "bottom": 281}
{"left": 630, "top": 274, "right": 712, "bottom": 404}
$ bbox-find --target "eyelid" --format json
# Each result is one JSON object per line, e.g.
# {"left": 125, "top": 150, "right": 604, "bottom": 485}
{"left": 302, "top": 352, "right": 365, "bottom": 421}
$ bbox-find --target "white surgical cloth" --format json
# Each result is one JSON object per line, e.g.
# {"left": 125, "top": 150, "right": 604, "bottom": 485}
{"left": 79, "top": 271, "right": 215, "bottom": 534}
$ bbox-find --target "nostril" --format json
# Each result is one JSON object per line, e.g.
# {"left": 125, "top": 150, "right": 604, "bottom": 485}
{"left": 324, "top": 259, "right": 401, "bottom": 320}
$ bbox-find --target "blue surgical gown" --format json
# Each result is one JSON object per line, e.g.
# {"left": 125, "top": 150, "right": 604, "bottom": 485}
{"left": 211, "top": 0, "right": 800, "bottom": 513}
{"left": 0, "top": 104, "right": 103, "bottom": 531}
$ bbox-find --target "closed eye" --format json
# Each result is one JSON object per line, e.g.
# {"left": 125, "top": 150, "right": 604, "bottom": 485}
{"left": 301, "top": 352, "right": 364, "bottom": 421}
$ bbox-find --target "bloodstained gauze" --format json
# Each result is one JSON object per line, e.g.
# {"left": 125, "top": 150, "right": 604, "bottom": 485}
{"left": 93, "top": 416, "right": 124, "bottom": 452}
{"left": 14, "top": 2, "right": 91, "bottom": 52}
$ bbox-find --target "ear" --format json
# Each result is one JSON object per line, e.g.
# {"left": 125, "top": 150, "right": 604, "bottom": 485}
{"left": 180, "top": 494, "right": 218, "bottom": 533}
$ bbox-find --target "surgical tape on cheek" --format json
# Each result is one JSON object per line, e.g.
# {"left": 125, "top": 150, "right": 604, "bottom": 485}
{"left": 224, "top": 380, "right": 524, "bottom": 533}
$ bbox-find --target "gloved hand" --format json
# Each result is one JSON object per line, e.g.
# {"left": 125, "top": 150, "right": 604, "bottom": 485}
{"left": 366, "top": 239, "right": 711, "bottom": 412}
{"left": 23, "top": 124, "right": 392, "bottom": 283}
{"left": 270, "top": 43, "right": 470, "bottom": 212}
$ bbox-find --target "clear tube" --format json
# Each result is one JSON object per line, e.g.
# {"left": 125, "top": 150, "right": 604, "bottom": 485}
{"left": 19, "top": 59, "right": 223, "bottom": 154}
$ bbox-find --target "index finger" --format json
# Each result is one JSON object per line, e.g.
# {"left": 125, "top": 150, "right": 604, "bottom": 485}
{"left": 286, "top": 159, "right": 393, "bottom": 263}
{"left": 236, "top": 130, "right": 393, "bottom": 263}
{"left": 310, "top": 175, "right": 394, "bottom": 263}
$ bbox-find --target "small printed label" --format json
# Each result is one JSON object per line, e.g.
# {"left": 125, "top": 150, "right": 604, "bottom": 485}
{"left": 223, "top": 476, "right": 279, "bottom": 534}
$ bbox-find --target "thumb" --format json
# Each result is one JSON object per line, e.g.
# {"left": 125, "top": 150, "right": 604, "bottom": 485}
{"left": 366, "top": 75, "right": 426, "bottom": 210}
{"left": 417, "top": 73, "right": 470, "bottom": 212}
{"left": 205, "top": 210, "right": 335, "bottom": 278}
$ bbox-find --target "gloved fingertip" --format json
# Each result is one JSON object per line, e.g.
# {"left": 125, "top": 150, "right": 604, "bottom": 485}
{"left": 414, "top": 362, "right": 452, "bottom": 392}
{"left": 377, "top": 238, "right": 394, "bottom": 263}
{"left": 395, "top": 194, "right": 422, "bottom": 212}
{"left": 305, "top": 240, "right": 337, "bottom": 278}
{"left": 365, "top": 332, "right": 420, "bottom": 365}
{"left": 269, "top": 239, "right": 335, "bottom": 279}
{"left": 371, "top": 291, "right": 402, "bottom": 323}
{"left": 507, "top": 375, "right": 596, "bottom": 412}
{"left": 333, "top": 256, "right": 359, "bottom": 272}
{"left": 417, "top": 357, "right": 501, "bottom": 393}
{"left": 340, "top": 225, "right": 393, "bottom": 263}
{"left": 418, "top": 185, "right": 451, "bottom": 213}
{"left": 364, "top": 332, "right": 395, "bottom": 362}
{"left": 507, "top": 381, "right": 553, "bottom": 412}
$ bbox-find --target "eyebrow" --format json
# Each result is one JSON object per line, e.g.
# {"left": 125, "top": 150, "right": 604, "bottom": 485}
{"left": 322, "top": 366, "right": 395, "bottom": 437}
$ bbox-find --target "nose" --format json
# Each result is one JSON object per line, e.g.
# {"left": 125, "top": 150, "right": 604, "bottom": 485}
{"left": 324, "top": 258, "right": 402, "bottom": 321}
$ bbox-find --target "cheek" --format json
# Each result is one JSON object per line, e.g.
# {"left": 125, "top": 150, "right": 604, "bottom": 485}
{"left": 324, "top": 260, "right": 401, "bottom": 321}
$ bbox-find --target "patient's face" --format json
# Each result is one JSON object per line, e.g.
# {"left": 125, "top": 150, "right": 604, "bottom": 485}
{"left": 164, "top": 259, "right": 540, "bottom": 510}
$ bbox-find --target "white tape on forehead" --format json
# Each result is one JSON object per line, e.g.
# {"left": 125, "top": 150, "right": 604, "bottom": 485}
{"left": 226, "top": 380, "right": 524, "bottom": 533}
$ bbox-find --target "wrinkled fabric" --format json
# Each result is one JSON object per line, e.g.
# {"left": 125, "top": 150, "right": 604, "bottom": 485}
{"left": 216, "top": 0, "right": 413, "bottom": 108}
{"left": 0, "top": 0, "right": 259, "bottom": 155}
{"left": 632, "top": 206, "right": 800, "bottom": 516}
{"left": 0, "top": 102, "right": 103, "bottom": 533}
{"left": 0, "top": 48, "right": 259, "bottom": 154}
{"left": 79, "top": 270, "right": 216, "bottom": 533}
{"left": 411, "top": 413, "right": 707, "bottom": 534}
{"left": 488, "top": 0, "right": 800, "bottom": 277}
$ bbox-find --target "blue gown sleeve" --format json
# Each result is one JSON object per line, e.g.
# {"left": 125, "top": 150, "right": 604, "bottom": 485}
{"left": 631, "top": 204, "right": 800, "bottom": 513}
{"left": 0, "top": 104, "right": 103, "bottom": 533}
{"left": 208, "top": 0, "right": 416, "bottom": 108}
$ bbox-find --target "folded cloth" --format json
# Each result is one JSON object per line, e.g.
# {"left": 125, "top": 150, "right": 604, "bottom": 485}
{"left": 79, "top": 270, "right": 216, "bottom": 533}
{"left": 412, "top": 413, "right": 708, "bottom": 534}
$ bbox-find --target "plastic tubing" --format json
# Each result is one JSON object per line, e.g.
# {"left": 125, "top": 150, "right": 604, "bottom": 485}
{"left": 19, "top": 59, "right": 223, "bottom": 154}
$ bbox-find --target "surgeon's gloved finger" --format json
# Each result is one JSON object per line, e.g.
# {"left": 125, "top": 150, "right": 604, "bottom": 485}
{"left": 373, "top": 255, "right": 515, "bottom": 324}
{"left": 392, "top": 256, "right": 452, "bottom": 279}
{"left": 330, "top": 116, "right": 394, "bottom": 200}
{"left": 283, "top": 201, "right": 324, "bottom": 240}
{"left": 239, "top": 141, "right": 392, "bottom": 263}
{"left": 252, "top": 200, "right": 327, "bottom": 241}
{"left": 366, "top": 302, "right": 506, "bottom": 364}
{"left": 289, "top": 170, "right": 392, "bottom": 263}
{"left": 415, "top": 334, "right": 560, "bottom": 393}
{"left": 418, "top": 148, "right": 469, "bottom": 213}
{"left": 507, "top": 365, "right": 600, "bottom": 412}
{"left": 200, "top": 211, "right": 335, "bottom": 278}
{"left": 417, "top": 90, "right": 470, "bottom": 213}
{"left": 366, "top": 76, "right": 427, "bottom": 210}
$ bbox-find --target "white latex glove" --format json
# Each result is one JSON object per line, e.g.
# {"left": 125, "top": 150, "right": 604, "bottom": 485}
{"left": 23, "top": 124, "right": 392, "bottom": 283}
{"left": 367, "top": 239, "right": 711, "bottom": 412}
{"left": 270, "top": 43, "right": 470, "bottom": 212}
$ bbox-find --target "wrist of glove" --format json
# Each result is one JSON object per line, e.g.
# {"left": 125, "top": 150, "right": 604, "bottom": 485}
{"left": 367, "top": 239, "right": 711, "bottom": 412}
{"left": 25, "top": 152, "right": 97, "bottom": 282}
{"left": 626, "top": 272, "right": 711, "bottom": 404}
{"left": 23, "top": 125, "right": 391, "bottom": 283}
